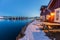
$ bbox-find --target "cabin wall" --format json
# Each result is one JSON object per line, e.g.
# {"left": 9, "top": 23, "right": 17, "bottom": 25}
{"left": 50, "top": 0, "right": 60, "bottom": 10}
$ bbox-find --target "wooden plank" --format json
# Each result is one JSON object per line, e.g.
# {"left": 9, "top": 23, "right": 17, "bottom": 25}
{"left": 42, "top": 22, "right": 60, "bottom": 26}
{"left": 43, "top": 29, "right": 60, "bottom": 32}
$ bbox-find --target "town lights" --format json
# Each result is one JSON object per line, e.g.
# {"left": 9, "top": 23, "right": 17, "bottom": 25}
{"left": 0, "top": 16, "right": 4, "bottom": 18}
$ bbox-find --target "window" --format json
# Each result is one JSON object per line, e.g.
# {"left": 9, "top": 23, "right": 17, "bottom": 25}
{"left": 56, "top": 10, "right": 60, "bottom": 20}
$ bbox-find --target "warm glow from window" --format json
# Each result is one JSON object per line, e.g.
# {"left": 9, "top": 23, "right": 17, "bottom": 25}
{"left": 50, "top": 12, "right": 55, "bottom": 16}
{"left": 48, "top": 15, "right": 50, "bottom": 18}
{"left": 46, "top": 15, "right": 50, "bottom": 19}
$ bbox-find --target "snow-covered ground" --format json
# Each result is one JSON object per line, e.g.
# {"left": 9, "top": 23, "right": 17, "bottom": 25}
{"left": 19, "top": 20, "right": 50, "bottom": 40}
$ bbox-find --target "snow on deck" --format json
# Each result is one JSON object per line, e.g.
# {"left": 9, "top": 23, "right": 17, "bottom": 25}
{"left": 19, "top": 20, "right": 50, "bottom": 40}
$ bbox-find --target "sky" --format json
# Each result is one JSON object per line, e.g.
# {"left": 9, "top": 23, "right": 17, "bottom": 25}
{"left": 0, "top": 0, "right": 50, "bottom": 17}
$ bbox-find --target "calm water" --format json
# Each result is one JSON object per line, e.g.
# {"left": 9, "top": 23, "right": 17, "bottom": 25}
{"left": 0, "top": 19, "right": 32, "bottom": 40}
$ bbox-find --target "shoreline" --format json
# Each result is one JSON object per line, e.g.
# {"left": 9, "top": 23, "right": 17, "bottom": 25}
{"left": 16, "top": 19, "right": 34, "bottom": 40}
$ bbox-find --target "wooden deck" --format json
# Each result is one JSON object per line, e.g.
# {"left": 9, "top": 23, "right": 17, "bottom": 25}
{"left": 42, "top": 22, "right": 60, "bottom": 26}
{"left": 43, "top": 29, "right": 60, "bottom": 32}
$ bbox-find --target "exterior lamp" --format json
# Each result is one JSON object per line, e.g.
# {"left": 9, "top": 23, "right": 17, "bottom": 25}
{"left": 50, "top": 12, "right": 55, "bottom": 16}
{"left": 50, "top": 12, "right": 55, "bottom": 22}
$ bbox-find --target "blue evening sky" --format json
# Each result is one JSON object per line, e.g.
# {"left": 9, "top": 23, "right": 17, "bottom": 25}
{"left": 0, "top": 0, "right": 50, "bottom": 17}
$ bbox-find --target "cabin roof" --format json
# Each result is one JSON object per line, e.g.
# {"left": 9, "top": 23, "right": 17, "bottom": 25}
{"left": 47, "top": 0, "right": 57, "bottom": 9}
{"left": 40, "top": 9, "right": 50, "bottom": 16}
{"left": 40, "top": 6, "right": 47, "bottom": 11}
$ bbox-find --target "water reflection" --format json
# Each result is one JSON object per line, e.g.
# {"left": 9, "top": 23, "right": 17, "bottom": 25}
{"left": 0, "top": 19, "right": 31, "bottom": 40}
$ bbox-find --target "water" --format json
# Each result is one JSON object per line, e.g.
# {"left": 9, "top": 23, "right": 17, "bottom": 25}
{"left": 0, "top": 19, "right": 32, "bottom": 40}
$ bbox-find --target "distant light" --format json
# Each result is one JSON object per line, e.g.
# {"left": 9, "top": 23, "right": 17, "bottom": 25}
{"left": 0, "top": 16, "right": 4, "bottom": 21}
{"left": 0, "top": 16, "right": 4, "bottom": 19}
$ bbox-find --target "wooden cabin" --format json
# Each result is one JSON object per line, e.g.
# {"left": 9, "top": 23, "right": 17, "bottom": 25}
{"left": 40, "top": 0, "right": 60, "bottom": 22}
{"left": 40, "top": 6, "right": 47, "bottom": 21}
{"left": 47, "top": 0, "right": 60, "bottom": 22}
